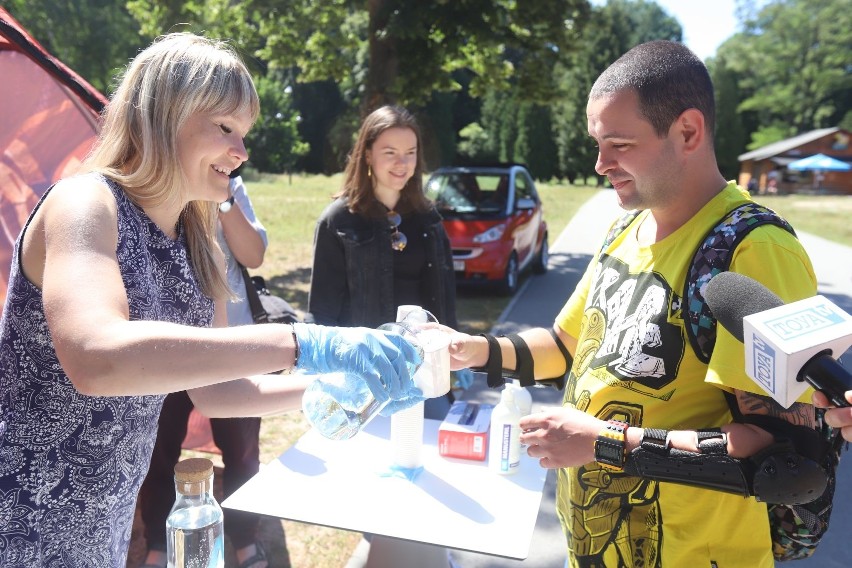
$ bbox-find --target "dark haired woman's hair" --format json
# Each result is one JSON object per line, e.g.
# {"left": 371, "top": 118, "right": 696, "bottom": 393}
{"left": 590, "top": 40, "right": 716, "bottom": 140}
{"left": 337, "top": 105, "right": 430, "bottom": 217}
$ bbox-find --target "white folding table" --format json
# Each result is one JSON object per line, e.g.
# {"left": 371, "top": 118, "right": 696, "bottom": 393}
{"left": 222, "top": 415, "right": 548, "bottom": 563}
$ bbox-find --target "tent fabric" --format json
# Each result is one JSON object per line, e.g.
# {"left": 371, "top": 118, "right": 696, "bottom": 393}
{"left": 0, "top": 8, "right": 107, "bottom": 311}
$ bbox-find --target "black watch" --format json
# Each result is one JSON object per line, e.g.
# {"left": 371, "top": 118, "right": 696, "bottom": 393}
{"left": 219, "top": 195, "right": 235, "bottom": 213}
{"left": 595, "top": 420, "right": 629, "bottom": 471}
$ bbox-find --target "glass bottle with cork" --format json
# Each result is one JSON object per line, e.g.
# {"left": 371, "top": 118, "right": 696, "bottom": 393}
{"left": 166, "top": 457, "right": 225, "bottom": 568}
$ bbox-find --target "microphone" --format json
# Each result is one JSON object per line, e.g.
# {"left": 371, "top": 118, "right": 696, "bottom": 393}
{"left": 704, "top": 271, "right": 852, "bottom": 408}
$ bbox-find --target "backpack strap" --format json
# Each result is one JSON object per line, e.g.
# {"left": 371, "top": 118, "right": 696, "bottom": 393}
{"left": 600, "top": 210, "right": 641, "bottom": 252}
{"left": 684, "top": 202, "right": 795, "bottom": 363}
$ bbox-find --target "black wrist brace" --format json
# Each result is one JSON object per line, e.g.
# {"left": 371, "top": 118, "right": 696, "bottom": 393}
{"left": 470, "top": 333, "right": 503, "bottom": 388}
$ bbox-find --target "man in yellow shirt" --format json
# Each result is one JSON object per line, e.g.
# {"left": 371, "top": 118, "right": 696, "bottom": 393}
{"left": 449, "top": 40, "right": 832, "bottom": 567}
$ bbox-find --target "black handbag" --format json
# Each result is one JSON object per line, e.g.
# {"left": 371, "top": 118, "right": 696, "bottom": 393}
{"left": 239, "top": 265, "right": 300, "bottom": 325}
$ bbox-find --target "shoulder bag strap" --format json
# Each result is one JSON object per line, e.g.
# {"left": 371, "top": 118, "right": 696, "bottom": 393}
{"left": 240, "top": 264, "right": 269, "bottom": 324}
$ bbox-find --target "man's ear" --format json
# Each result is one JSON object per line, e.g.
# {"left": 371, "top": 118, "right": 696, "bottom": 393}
{"left": 674, "top": 108, "right": 706, "bottom": 154}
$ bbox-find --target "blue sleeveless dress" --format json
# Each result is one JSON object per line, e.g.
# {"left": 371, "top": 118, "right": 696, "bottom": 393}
{"left": 0, "top": 175, "right": 214, "bottom": 566}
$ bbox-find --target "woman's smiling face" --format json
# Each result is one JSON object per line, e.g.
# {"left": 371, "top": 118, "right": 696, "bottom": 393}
{"left": 366, "top": 126, "right": 418, "bottom": 196}
{"left": 176, "top": 108, "right": 252, "bottom": 203}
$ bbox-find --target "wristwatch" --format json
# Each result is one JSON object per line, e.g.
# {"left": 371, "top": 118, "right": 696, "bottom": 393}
{"left": 594, "top": 420, "right": 629, "bottom": 471}
{"left": 219, "top": 195, "right": 235, "bottom": 213}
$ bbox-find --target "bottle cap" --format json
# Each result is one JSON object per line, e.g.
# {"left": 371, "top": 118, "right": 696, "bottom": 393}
{"left": 174, "top": 457, "right": 214, "bottom": 483}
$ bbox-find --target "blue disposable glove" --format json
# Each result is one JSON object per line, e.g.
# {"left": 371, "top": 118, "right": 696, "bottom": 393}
{"left": 453, "top": 368, "right": 475, "bottom": 391}
{"left": 292, "top": 323, "right": 425, "bottom": 410}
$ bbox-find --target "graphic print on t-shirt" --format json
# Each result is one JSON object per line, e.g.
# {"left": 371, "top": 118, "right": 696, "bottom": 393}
{"left": 572, "top": 255, "right": 685, "bottom": 395}
{"left": 562, "top": 254, "right": 687, "bottom": 568}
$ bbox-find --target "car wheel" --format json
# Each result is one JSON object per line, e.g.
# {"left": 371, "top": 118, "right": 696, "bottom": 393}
{"left": 532, "top": 232, "right": 549, "bottom": 274}
{"left": 499, "top": 252, "right": 519, "bottom": 296}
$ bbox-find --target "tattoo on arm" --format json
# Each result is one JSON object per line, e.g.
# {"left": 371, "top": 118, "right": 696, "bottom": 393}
{"left": 735, "top": 390, "right": 815, "bottom": 428}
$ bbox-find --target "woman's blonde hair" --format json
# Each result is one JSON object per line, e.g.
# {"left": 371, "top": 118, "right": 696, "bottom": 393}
{"left": 84, "top": 32, "right": 260, "bottom": 299}
{"left": 337, "top": 105, "right": 430, "bottom": 218}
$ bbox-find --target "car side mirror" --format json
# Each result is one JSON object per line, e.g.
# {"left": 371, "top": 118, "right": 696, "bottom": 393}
{"left": 516, "top": 197, "right": 536, "bottom": 210}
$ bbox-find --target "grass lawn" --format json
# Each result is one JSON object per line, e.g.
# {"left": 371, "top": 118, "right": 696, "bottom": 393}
{"left": 128, "top": 175, "right": 850, "bottom": 568}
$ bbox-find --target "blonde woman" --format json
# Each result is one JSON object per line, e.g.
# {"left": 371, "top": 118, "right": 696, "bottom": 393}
{"left": 0, "top": 33, "right": 421, "bottom": 566}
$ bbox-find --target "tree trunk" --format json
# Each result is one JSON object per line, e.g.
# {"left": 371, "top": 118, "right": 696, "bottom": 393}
{"left": 364, "top": 0, "right": 398, "bottom": 116}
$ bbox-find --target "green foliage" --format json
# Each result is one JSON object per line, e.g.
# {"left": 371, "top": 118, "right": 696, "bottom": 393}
{"left": 457, "top": 122, "right": 494, "bottom": 163}
{"left": 245, "top": 74, "right": 309, "bottom": 174}
{"left": 716, "top": 0, "right": 852, "bottom": 150}
{"left": 746, "top": 123, "right": 796, "bottom": 151}
{"left": 242, "top": 0, "right": 592, "bottom": 110}
{"left": 5, "top": 0, "right": 141, "bottom": 93}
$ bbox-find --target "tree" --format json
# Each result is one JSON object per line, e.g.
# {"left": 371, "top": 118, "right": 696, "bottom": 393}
{"left": 4, "top": 0, "right": 142, "bottom": 94}
{"left": 246, "top": 74, "right": 308, "bottom": 174}
{"left": 124, "top": 0, "right": 311, "bottom": 174}
{"left": 717, "top": 0, "right": 852, "bottom": 148}
{"left": 192, "top": 0, "right": 593, "bottom": 114}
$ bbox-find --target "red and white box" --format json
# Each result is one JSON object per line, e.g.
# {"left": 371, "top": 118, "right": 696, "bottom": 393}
{"left": 438, "top": 401, "right": 494, "bottom": 461}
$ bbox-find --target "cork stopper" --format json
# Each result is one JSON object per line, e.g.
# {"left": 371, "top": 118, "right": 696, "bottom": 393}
{"left": 174, "top": 458, "right": 214, "bottom": 484}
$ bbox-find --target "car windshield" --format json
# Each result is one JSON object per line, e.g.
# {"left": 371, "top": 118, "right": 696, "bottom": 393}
{"left": 426, "top": 172, "right": 509, "bottom": 219}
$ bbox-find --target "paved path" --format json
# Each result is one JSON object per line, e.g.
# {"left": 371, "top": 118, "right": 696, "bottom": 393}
{"left": 454, "top": 189, "right": 852, "bottom": 567}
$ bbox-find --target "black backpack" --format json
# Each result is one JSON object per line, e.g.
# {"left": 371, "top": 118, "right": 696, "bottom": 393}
{"left": 600, "top": 202, "right": 843, "bottom": 561}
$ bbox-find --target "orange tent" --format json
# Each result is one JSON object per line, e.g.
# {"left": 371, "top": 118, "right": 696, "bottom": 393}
{"left": 0, "top": 8, "right": 107, "bottom": 314}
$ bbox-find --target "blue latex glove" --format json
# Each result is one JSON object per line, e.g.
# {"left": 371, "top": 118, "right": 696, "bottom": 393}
{"left": 453, "top": 368, "right": 475, "bottom": 391}
{"left": 293, "top": 323, "right": 425, "bottom": 409}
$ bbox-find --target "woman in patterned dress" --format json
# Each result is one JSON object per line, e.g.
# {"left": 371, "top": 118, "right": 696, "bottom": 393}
{"left": 0, "top": 33, "right": 422, "bottom": 567}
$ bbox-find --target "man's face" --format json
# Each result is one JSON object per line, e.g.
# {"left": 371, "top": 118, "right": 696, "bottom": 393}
{"left": 586, "top": 90, "right": 680, "bottom": 211}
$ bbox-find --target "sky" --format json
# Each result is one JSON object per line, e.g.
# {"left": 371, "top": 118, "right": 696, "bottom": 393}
{"left": 652, "top": 0, "right": 739, "bottom": 60}
{"left": 589, "top": 0, "right": 741, "bottom": 61}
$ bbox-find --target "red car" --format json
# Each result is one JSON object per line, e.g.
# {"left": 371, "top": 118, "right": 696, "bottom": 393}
{"left": 426, "top": 164, "right": 548, "bottom": 295}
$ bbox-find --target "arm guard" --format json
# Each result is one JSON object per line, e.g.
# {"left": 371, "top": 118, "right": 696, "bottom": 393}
{"left": 623, "top": 419, "right": 831, "bottom": 505}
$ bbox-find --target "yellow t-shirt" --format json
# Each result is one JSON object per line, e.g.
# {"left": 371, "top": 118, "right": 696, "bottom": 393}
{"left": 554, "top": 182, "right": 817, "bottom": 568}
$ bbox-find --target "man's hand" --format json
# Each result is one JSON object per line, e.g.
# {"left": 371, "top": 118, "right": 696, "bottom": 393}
{"left": 814, "top": 390, "right": 852, "bottom": 442}
{"left": 444, "top": 328, "right": 488, "bottom": 370}
{"left": 519, "top": 407, "right": 605, "bottom": 469}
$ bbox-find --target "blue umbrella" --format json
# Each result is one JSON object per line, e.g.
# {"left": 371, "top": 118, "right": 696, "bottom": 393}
{"left": 787, "top": 153, "right": 851, "bottom": 171}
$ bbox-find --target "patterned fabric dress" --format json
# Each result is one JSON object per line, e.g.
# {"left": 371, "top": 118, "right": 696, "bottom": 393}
{"left": 0, "top": 175, "right": 214, "bottom": 567}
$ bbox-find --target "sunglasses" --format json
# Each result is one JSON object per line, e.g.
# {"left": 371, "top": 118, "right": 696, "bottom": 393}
{"left": 387, "top": 210, "right": 408, "bottom": 251}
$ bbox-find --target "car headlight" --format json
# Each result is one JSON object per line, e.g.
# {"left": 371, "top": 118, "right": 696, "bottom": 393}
{"left": 473, "top": 224, "right": 506, "bottom": 243}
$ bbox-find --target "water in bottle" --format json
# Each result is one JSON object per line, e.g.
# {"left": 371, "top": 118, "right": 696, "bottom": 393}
{"left": 166, "top": 458, "right": 224, "bottom": 568}
{"left": 301, "top": 314, "right": 432, "bottom": 441}
{"left": 301, "top": 371, "right": 387, "bottom": 440}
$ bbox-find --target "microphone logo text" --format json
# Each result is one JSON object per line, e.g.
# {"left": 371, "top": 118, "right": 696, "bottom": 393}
{"left": 751, "top": 335, "right": 776, "bottom": 394}
{"left": 764, "top": 304, "right": 845, "bottom": 341}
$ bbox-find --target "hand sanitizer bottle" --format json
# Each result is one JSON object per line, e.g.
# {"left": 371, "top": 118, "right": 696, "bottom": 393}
{"left": 489, "top": 387, "right": 521, "bottom": 474}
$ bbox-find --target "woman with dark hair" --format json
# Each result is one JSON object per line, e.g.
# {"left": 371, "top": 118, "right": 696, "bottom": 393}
{"left": 308, "top": 105, "right": 459, "bottom": 418}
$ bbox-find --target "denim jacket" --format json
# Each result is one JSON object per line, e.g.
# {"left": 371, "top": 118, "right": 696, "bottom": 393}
{"left": 308, "top": 197, "right": 457, "bottom": 329}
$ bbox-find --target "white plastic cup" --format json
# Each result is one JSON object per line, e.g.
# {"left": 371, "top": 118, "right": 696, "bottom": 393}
{"left": 390, "top": 401, "right": 425, "bottom": 468}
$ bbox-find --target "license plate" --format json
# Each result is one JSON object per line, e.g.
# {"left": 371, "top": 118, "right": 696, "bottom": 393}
{"left": 453, "top": 260, "right": 465, "bottom": 272}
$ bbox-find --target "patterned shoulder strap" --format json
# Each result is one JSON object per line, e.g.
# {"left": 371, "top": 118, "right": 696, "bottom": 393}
{"left": 684, "top": 202, "right": 795, "bottom": 363}
{"left": 600, "top": 210, "right": 641, "bottom": 253}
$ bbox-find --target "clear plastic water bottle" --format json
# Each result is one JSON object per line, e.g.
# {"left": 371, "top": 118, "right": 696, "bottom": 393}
{"left": 301, "top": 370, "right": 390, "bottom": 440}
{"left": 166, "top": 458, "right": 224, "bottom": 568}
{"left": 301, "top": 308, "right": 447, "bottom": 441}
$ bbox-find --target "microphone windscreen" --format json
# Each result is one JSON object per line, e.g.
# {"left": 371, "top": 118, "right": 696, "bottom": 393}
{"left": 704, "top": 272, "right": 784, "bottom": 342}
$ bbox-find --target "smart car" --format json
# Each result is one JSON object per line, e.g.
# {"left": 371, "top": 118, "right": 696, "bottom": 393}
{"left": 426, "top": 164, "right": 548, "bottom": 295}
